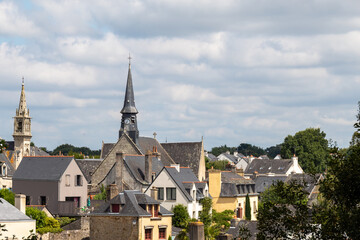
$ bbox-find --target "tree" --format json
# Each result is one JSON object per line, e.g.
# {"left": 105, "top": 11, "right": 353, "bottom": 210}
{"left": 281, "top": 128, "right": 329, "bottom": 173}
{"left": 206, "top": 160, "right": 230, "bottom": 171}
{"left": 245, "top": 194, "right": 251, "bottom": 220}
{"left": 0, "top": 189, "right": 15, "bottom": 205}
{"left": 26, "top": 207, "right": 62, "bottom": 234}
{"left": 93, "top": 184, "right": 107, "bottom": 200}
{"left": 172, "top": 204, "right": 190, "bottom": 228}
{"left": 257, "top": 181, "right": 315, "bottom": 240}
{"left": 265, "top": 144, "right": 282, "bottom": 158}
{"left": 314, "top": 144, "right": 360, "bottom": 239}
{"left": 210, "top": 145, "right": 237, "bottom": 156}
{"left": 0, "top": 139, "right": 8, "bottom": 153}
{"left": 237, "top": 143, "right": 265, "bottom": 157}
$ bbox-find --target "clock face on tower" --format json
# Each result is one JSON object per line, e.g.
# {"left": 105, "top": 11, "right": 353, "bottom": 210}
{"left": 125, "top": 118, "right": 131, "bottom": 124}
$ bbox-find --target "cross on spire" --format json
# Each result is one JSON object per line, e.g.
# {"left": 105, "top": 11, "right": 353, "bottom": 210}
{"left": 22, "top": 76, "right": 24, "bottom": 85}
{"left": 128, "top": 53, "right": 132, "bottom": 67}
{"left": 153, "top": 132, "right": 157, "bottom": 139}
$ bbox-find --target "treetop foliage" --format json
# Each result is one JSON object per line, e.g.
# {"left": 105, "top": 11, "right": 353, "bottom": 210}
{"left": 210, "top": 143, "right": 281, "bottom": 158}
{"left": 0, "top": 139, "right": 8, "bottom": 153}
{"left": 281, "top": 128, "right": 328, "bottom": 173}
{"left": 0, "top": 189, "right": 15, "bottom": 205}
{"left": 172, "top": 204, "right": 190, "bottom": 228}
{"left": 50, "top": 144, "right": 100, "bottom": 158}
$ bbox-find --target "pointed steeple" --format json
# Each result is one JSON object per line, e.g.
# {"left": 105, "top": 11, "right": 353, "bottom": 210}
{"left": 13, "top": 78, "right": 32, "bottom": 169}
{"left": 119, "top": 56, "right": 139, "bottom": 144}
{"left": 17, "top": 77, "right": 29, "bottom": 117}
{"left": 121, "top": 59, "right": 138, "bottom": 114}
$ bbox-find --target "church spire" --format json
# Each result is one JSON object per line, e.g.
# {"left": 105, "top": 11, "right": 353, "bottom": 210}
{"left": 121, "top": 55, "right": 138, "bottom": 114}
{"left": 13, "top": 78, "right": 32, "bottom": 169}
{"left": 119, "top": 56, "right": 139, "bottom": 144}
{"left": 17, "top": 77, "right": 29, "bottom": 117}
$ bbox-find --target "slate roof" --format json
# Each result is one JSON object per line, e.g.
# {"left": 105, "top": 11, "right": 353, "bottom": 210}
{"left": 76, "top": 159, "right": 102, "bottom": 183}
{"left": 124, "top": 155, "right": 164, "bottom": 184}
{"left": 219, "top": 153, "right": 238, "bottom": 164}
{"left": 0, "top": 153, "right": 15, "bottom": 176}
{"left": 161, "top": 141, "right": 203, "bottom": 177}
{"left": 163, "top": 166, "right": 203, "bottom": 202}
{"left": 227, "top": 220, "right": 258, "bottom": 240}
{"left": 30, "top": 146, "right": 50, "bottom": 156}
{"left": 285, "top": 173, "right": 321, "bottom": 194}
{"left": 219, "top": 172, "right": 258, "bottom": 197}
{"left": 139, "top": 137, "right": 175, "bottom": 166}
{"left": 254, "top": 176, "right": 287, "bottom": 193}
{"left": 13, "top": 156, "right": 74, "bottom": 181}
{"left": 245, "top": 158, "right": 293, "bottom": 175}
{"left": 0, "top": 198, "right": 33, "bottom": 221}
{"left": 94, "top": 190, "right": 173, "bottom": 217}
{"left": 100, "top": 143, "right": 115, "bottom": 159}
{"left": 206, "top": 153, "right": 218, "bottom": 162}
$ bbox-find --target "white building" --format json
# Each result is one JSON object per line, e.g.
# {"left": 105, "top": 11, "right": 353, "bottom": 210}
{"left": 145, "top": 164, "right": 209, "bottom": 219}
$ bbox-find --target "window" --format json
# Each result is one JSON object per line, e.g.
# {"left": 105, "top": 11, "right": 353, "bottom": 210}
{"left": 166, "top": 188, "right": 176, "bottom": 200}
{"left": 26, "top": 196, "right": 31, "bottom": 205}
{"left": 65, "top": 174, "right": 70, "bottom": 186}
{"left": 75, "top": 175, "right": 82, "bottom": 186}
{"left": 158, "top": 187, "right": 164, "bottom": 200}
{"left": 40, "top": 196, "right": 46, "bottom": 205}
{"left": 159, "top": 228, "right": 166, "bottom": 239}
{"left": 154, "top": 205, "right": 159, "bottom": 217}
{"left": 148, "top": 204, "right": 153, "bottom": 215}
{"left": 145, "top": 229, "right": 152, "bottom": 240}
{"left": 112, "top": 204, "right": 120, "bottom": 213}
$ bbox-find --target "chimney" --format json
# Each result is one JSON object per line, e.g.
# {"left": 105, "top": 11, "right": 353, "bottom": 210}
{"left": 106, "top": 184, "right": 119, "bottom": 201}
{"left": 15, "top": 194, "right": 26, "bottom": 214}
{"left": 171, "top": 164, "right": 180, "bottom": 172}
{"left": 231, "top": 165, "right": 236, "bottom": 174}
{"left": 253, "top": 171, "right": 258, "bottom": 179}
{"left": 115, "top": 152, "right": 124, "bottom": 192}
{"left": 145, "top": 150, "right": 153, "bottom": 183}
{"left": 188, "top": 222, "right": 205, "bottom": 240}
{"left": 292, "top": 154, "right": 298, "bottom": 166}
{"left": 236, "top": 168, "right": 244, "bottom": 177}
{"left": 150, "top": 187, "right": 158, "bottom": 200}
{"left": 234, "top": 151, "right": 238, "bottom": 156}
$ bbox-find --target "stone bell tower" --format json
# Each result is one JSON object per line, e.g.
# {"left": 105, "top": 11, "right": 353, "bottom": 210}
{"left": 13, "top": 78, "right": 32, "bottom": 169}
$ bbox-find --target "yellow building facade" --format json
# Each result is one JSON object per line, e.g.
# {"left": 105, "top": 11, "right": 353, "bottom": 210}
{"left": 209, "top": 170, "right": 259, "bottom": 220}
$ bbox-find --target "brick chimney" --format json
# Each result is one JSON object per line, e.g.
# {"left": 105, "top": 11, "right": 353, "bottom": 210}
{"left": 15, "top": 194, "right": 26, "bottom": 214}
{"left": 145, "top": 150, "right": 153, "bottom": 183}
{"left": 115, "top": 152, "right": 124, "bottom": 192}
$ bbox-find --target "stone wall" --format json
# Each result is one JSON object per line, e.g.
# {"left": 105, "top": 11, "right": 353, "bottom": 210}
{"left": 40, "top": 217, "right": 89, "bottom": 240}
{"left": 90, "top": 215, "right": 139, "bottom": 240}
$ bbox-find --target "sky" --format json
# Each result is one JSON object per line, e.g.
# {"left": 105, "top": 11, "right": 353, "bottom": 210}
{"left": 0, "top": 0, "right": 359, "bottom": 152}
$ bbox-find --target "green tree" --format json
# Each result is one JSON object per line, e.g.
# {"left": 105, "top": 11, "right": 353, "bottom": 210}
{"left": 265, "top": 144, "right": 282, "bottom": 158}
{"left": 206, "top": 160, "right": 229, "bottom": 171}
{"left": 238, "top": 222, "right": 252, "bottom": 240}
{"left": 0, "top": 139, "right": 8, "bottom": 153}
{"left": 245, "top": 194, "right": 251, "bottom": 220}
{"left": 26, "top": 207, "right": 62, "bottom": 234}
{"left": 281, "top": 128, "right": 329, "bottom": 173}
{"left": 93, "top": 184, "right": 107, "bottom": 200}
{"left": 172, "top": 204, "right": 190, "bottom": 228}
{"left": 0, "top": 189, "right": 15, "bottom": 205}
{"left": 237, "top": 143, "right": 265, "bottom": 157}
{"left": 210, "top": 145, "right": 237, "bottom": 156}
{"left": 314, "top": 144, "right": 360, "bottom": 239}
{"left": 257, "top": 181, "right": 314, "bottom": 240}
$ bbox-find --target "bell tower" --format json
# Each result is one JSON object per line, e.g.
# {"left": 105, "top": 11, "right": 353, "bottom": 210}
{"left": 13, "top": 78, "right": 32, "bottom": 168}
{"left": 119, "top": 56, "right": 139, "bottom": 144}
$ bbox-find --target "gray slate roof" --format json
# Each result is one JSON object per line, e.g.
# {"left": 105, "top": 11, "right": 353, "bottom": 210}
{"left": 0, "top": 153, "right": 15, "bottom": 176}
{"left": 13, "top": 156, "right": 74, "bottom": 181}
{"left": 254, "top": 176, "right": 287, "bottom": 193}
{"left": 245, "top": 158, "right": 293, "bottom": 175}
{"left": 100, "top": 143, "right": 115, "bottom": 159}
{"left": 220, "top": 172, "right": 257, "bottom": 197}
{"left": 139, "top": 137, "right": 175, "bottom": 166}
{"left": 206, "top": 153, "right": 218, "bottom": 162}
{"left": 227, "top": 220, "right": 258, "bottom": 240}
{"left": 163, "top": 166, "right": 203, "bottom": 202}
{"left": 0, "top": 198, "right": 33, "bottom": 221}
{"left": 220, "top": 153, "right": 238, "bottom": 163}
{"left": 161, "top": 141, "right": 203, "bottom": 177}
{"left": 95, "top": 190, "right": 173, "bottom": 217}
{"left": 124, "top": 155, "right": 164, "bottom": 184}
{"left": 76, "top": 159, "right": 102, "bottom": 183}
{"left": 285, "top": 173, "right": 320, "bottom": 194}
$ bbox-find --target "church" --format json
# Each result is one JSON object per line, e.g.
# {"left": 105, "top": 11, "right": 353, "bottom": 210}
{"left": 88, "top": 60, "right": 206, "bottom": 194}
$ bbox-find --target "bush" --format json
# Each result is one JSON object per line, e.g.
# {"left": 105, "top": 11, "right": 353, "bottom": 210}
{"left": 56, "top": 217, "right": 76, "bottom": 227}
{"left": 172, "top": 204, "right": 190, "bottom": 228}
{"left": 0, "top": 189, "right": 15, "bottom": 205}
{"left": 26, "top": 207, "right": 62, "bottom": 234}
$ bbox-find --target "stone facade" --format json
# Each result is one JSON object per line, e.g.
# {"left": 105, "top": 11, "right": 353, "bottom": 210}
{"left": 90, "top": 216, "right": 139, "bottom": 240}
{"left": 90, "top": 134, "right": 142, "bottom": 192}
